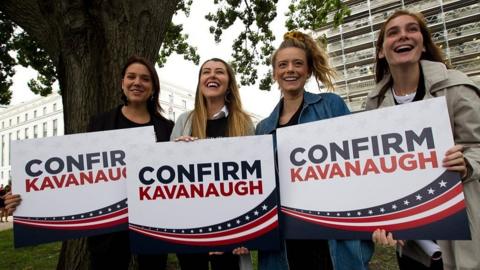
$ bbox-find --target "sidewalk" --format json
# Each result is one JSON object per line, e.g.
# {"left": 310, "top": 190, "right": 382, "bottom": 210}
{"left": 0, "top": 216, "right": 13, "bottom": 231}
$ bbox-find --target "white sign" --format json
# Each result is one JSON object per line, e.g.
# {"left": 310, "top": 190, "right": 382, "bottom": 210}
{"left": 126, "top": 135, "right": 280, "bottom": 253}
{"left": 11, "top": 126, "right": 156, "bottom": 247}
{"left": 276, "top": 97, "right": 469, "bottom": 239}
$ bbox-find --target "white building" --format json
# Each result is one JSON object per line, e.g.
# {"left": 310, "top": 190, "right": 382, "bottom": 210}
{"left": 0, "top": 82, "right": 196, "bottom": 186}
{"left": 315, "top": 0, "right": 480, "bottom": 111}
{"left": 0, "top": 93, "right": 64, "bottom": 185}
{"left": 160, "top": 81, "right": 196, "bottom": 122}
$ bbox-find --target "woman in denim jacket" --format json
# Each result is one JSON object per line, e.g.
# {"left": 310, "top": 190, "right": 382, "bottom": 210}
{"left": 255, "top": 31, "right": 373, "bottom": 270}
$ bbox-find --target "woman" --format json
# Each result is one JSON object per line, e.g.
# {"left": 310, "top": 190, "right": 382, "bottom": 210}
{"left": 5, "top": 55, "right": 173, "bottom": 270}
{"left": 255, "top": 31, "right": 373, "bottom": 270}
{"left": 369, "top": 10, "right": 480, "bottom": 270}
{"left": 171, "top": 58, "right": 254, "bottom": 270}
{"left": 0, "top": 184, "right": 6, "bottom": 222}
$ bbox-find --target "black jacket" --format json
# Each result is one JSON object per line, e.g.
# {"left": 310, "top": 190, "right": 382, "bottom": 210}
{"left": 87, "top": 105, "right": 173, "bottom": 142}
{"left": 86, "top": 105, "right": 173, "bottom": 256}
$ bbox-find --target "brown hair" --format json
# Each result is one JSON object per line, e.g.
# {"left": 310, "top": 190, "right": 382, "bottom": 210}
{"left": 272, "top": 31, "right": 335, "bottom": 90}
{"left": 375, "top": 10, "right": 447, "bottom": 83}
{"left": 120, "top": 55, "right": 165, "bottom": 118}
{"left": 190, "top": 58, "right": 252, "bottom": 139}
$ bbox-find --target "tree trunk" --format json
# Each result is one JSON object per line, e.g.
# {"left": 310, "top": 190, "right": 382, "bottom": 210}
{"left": 0, "top": 0, "right": 179, "bottom": 269}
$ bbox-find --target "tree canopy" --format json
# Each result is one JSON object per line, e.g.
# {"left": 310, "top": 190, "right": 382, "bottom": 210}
{"left": 0, "top": 0, "right": 349, "bottom": 105}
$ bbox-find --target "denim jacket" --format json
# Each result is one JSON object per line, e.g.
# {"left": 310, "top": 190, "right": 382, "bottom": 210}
{"left": 255, "top": 91, "right": 374, "bottom": 270}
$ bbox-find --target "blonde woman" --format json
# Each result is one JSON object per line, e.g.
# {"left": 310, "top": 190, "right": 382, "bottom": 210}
{"left": 171, "top": 58, "right": 253, "bottom": 270}
{"left": 256, "top": 31, "right": 373, "bottom": 270}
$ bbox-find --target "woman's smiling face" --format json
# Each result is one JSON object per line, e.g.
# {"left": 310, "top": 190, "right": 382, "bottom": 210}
{"left": 199, "top": 60, "right": 229, "bottom": 101}
{"left": 121, "top": 63, "right": 153, "bottom": 105}
{"left": 273, "top": 47, "right": 310, "bottom": 95}
{"left": 379, "top": 15, "right": 425, "bottom": 68}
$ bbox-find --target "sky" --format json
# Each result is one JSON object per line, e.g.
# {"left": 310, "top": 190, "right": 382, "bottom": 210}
{"left": 8, "top": 1, "right": 296, "bottom": 117}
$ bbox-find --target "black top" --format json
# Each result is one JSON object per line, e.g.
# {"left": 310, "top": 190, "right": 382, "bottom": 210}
{"left": 86, "top": 105, "right": 173, "bottom": 255}
{"left": 88, "top": 105, "right": 174, "bottom": 142}
{"left": 277, "top": 98, "right": 303, "bottom": 128}
{"left": 116, "top": 110, "right": 152, "bottom": 129}
{"left": 206, "top": 117, "right": 228, "bottom": 138}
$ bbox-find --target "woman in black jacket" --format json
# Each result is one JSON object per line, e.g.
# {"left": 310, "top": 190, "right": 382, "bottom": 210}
{"left": 5, "top": 55, "right": 173, "bottom": 270}
{"left": 86, "top": 55, "right": 173, "bottom": 270}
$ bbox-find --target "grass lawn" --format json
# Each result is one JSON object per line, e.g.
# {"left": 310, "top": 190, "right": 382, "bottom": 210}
{"left": 1, "top": 229, "right": 399, "bottom": 269}
{"left": 0, "top": 228, "right": 61, "bottom": 270}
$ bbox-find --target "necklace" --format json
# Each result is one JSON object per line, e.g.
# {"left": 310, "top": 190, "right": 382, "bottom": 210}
{"left": 391, "top": 87, "right": 416, "bottom": 104}
{"left": 392, "top": 87, "right": 416, "bottom": 96}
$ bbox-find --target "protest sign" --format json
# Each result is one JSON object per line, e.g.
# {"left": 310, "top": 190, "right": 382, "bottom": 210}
{"left": 126, "top": 135, "right": 280, "bottom": 253}
{"left": 11, "top": 126, "right": 155, "bottom": 247}
{"left": 276, "top": 97, "right": 470, "bottom": 240}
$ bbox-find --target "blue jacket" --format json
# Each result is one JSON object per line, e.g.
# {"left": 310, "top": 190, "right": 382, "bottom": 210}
{"left": 255, "top": 91, "right": 373, "bottom": 270}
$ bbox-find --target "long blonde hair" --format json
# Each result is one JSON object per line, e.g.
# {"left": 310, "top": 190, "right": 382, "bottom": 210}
{"left": 272, "top": 31, "right": 336, "bottom": 90}
{"left": 190, "top": 58, "right": 252, "bottom": 138}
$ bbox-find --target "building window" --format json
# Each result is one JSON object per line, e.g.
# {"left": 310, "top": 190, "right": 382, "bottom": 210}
{"left": 43, "top": 122, "right": 48, "bottom": 137}
{"left": 43, "top": 106, "right": 47, "bottom": 115}
{"left": 17, "top": 116, "right": 20, "bottom": 124}
{"left": 9, "top": 119, "right": 12, "bottom": 126}
{"left": 1, "top": 121, "right": 4, "bottom": 129}
{"left": 25, "top": 113, "right": 28, "bottom": 121}
{"left": 53, "top": 103, "right": 57, "bottom": 111}
{"left": 16, "top": 130, "right": 20, "bottom": 140}
{"left": 168, "top": 110, "right": 175, "bottom": 121}
{"left": 34, "top": 110, "right": 37, "bottom": 118}
{"left": 25, "top": 128, "right": 29, "bottom": 139}
{"left": 53, "top": 119, "right": 58, "bottom": 136}
{"left": 8, "top": 133, "right": 11, "bottom": 165}
{"left": 182, "top": 100, "right": 187, "bottom": 109}
{"left": 1, "top": 135, "right": 4, "bottom": 166}
{"left": 34, "top": 125, "right": 38, "bottom": 138}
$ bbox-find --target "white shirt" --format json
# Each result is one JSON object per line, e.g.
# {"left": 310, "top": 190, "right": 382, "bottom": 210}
{"left": 392, "top": 87, "right": 416, "bottom": 104}
{"left": 210, "top": 105, "right": 229, "bottom": 120}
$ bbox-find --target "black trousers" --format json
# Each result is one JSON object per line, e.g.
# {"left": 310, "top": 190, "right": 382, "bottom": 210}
{"left": 286, "top": 239, "right": 333, "bottom": 270}
{"left": 87, "top": 231, "right": 167, "bottom": 270}
{"left": 177, "top": 253, "right": 240, "bottom": 270}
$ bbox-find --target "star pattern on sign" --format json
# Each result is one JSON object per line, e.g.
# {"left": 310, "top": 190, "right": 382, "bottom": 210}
{"left": 281, "top": 171, "right": 457, "bottom": 221}
{"left": 131, "top": 192, "right": 277, "bottom": 235}
{"left": 16, "top": 199, "right": 128, "bottom": 223}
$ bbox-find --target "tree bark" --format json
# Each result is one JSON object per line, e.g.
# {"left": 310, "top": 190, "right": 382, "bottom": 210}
{"left": 0, "top": 0, "right": 179, "bottom": 269}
